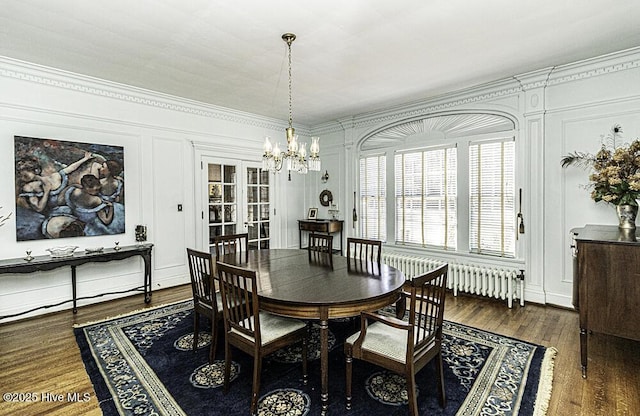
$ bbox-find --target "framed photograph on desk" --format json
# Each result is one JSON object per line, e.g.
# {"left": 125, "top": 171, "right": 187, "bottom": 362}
{"left": 307, "top": 208, "right": 318, "bottom": 220}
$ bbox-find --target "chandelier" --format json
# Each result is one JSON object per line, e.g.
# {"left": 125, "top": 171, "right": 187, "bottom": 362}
{"left": 263, "top": 33, "right": 320, "bottom": 175}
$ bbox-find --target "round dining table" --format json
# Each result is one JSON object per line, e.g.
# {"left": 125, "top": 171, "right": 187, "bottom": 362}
{"left": 217, "top": 248, "right": 405, "bottom": 415}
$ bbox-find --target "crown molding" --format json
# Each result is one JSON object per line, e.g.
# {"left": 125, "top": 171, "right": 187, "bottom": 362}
{"left": 3, "top": 45, "right": 637, "bottom": 140}
{"left": 0, "top": 56, "right": 300, "bottom": 134}
{"left": 312, "top": 47, "right": 640, "bottom": 135}
{"left": 548, "top": 46, "right": 640, "bottom": 86}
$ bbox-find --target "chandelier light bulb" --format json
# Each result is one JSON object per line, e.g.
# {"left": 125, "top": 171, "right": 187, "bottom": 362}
{"left": 290, "top": 135, "right": 299, "bottom": 153}
{"left": 263, "top": 136, "right": 273, "bottom": 154}
{"left": 299, "top": 142, "right": 307, "bottom": 158}
{"left": 310, "top": 137, "right": 320, "bottom": 156}
{"left": 273, "top": 142, "right": 281, "bottom": 158}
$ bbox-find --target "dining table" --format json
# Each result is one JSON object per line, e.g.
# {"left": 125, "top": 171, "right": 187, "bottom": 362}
{"left": 217, "top": 248, "right": 406, "bottom": 415}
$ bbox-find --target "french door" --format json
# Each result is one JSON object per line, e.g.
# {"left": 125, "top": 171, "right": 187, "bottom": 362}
{"left": 202, "top": 157, "right": 271, "bottom": 251}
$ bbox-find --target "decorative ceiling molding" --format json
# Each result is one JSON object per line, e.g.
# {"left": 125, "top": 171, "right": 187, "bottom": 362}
{"left": 547, "top": 46, "right": 640, "bottom": 86}
{"left": 0, "top": 57, "right": 309, "bottom": 135}
{"left": 2, "top": 46, "right": 638, "bottom": 139}
{"left": 312, "top": 47, "right": 640, "bottom": 136}
{"left": 360, "top": 113, "right": 515, "bottom": 151}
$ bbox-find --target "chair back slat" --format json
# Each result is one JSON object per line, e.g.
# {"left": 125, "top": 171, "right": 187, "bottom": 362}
{"left": 308, "top": 233, "right": 334, "bottom": 267}
{"left": 213, "top": 233, "right": 249, "bottom": 262}
{"left": 347, "top": 237, "right": 382, "bottom": 263}
{"left": 346, "top": 238, "right": 382, "bottom": 274}
{"left": 308, "top": 233, "right": 333, "bottom": 252}
{"left": 408, "top": 264, "right": 448, "bottom": 352}
{"left": 216, "top": 261, "right": 260, "bottom": 342}
{"left": 186, "top": 248, "right": 215, "bottom": 303}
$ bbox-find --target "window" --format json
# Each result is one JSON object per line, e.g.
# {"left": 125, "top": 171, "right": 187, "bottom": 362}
{"left": 357, "top": 113, "right": 517, "bottom": 259}
{"left": 359, "top": 155, "right": 386, "bottom": 241}
{"left": 394, "top": 146, "right": 457, "bottom": 249}
{"left": 469, "top": 139, "right": 515, "bottom": 256}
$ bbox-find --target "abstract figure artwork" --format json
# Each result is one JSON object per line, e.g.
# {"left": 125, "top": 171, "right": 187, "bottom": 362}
{"left": 14, "top": 136, "right": 125, "bottom": 241}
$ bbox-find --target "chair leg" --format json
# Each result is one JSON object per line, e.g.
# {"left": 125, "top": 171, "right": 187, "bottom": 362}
{"left": 302, "top": 331, "right": 308, "bottom": 385}
{"left": 395, "top": 297, "right": 406, "bottom": 320}
{"left": 250, "top": 355, "right": 262, "bottom": 415}
{"left": 193, "top": 313, "right": 200, "bottom": 352}
{"left": 223, "top": 341, "right": 231, "bottom": 393}
{"left": 209, "top": 317, "right": 217, "bottom": 363}
{"left": 345, "top": 352, "right": 353, "bottom": 410}
{"left": 435, "top": 352, "right": 446, "bottom": 408}
{"left": 406, "top": 372, "right": 418, "bottom": 416}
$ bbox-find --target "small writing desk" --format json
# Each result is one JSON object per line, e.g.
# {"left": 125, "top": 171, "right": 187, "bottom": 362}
{"left": 0, "top": 243, "right": 153, "bottom": 320}
{"left": 298, "top": 219, "right": 344, "bottom": 255}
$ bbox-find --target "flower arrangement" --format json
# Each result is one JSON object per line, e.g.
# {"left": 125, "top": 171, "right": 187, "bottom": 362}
{"left": 561, "top": 124, "right": 640, "bottom": 206}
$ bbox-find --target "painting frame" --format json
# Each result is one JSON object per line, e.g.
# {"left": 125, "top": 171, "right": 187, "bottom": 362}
{"left": 307, "top": 207, "right": 318, "bottom": 220}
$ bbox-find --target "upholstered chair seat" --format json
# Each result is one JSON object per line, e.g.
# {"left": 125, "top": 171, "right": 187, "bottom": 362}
{"left": 345, "top": 320, "right": 431, "bottom": 363}
{"left": 231, "top": 313, "right": 308, "bottom": 345}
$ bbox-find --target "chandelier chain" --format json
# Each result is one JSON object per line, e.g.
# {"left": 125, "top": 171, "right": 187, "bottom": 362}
{"left": 262, "top": 33, "right": 320, "bottom": 176}
{"left": 287, "top": 37, "right": 293, "bottom": 129}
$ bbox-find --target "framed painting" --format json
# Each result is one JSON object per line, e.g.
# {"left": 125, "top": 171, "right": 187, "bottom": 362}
{"left": 14, "top": 136, "right": 125, "bottom": 241}
{"left": 307, "top": 207, "right": 318, "bottom": 220}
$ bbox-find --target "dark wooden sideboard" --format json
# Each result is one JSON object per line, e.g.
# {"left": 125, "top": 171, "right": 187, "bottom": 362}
{"left": 298, "top": 219, "right": 344, "bottom": 255}
{"left": 0, "top": 243, "right": 153, "bottom": 320}
{"left": 571, "top": 225, "right": 640, "bottom": 378}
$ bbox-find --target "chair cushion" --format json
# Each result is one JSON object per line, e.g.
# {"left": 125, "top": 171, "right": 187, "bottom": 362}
{"left": 346, "top": 322, "right": 415, "bottom": 363}
{"left": 231, "top": 312, "right": 306, "bottom": 346}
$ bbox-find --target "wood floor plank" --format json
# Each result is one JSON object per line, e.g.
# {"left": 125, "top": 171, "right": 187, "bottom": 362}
{"left": 1, "top": 285, "right": 638, "bottom": 415}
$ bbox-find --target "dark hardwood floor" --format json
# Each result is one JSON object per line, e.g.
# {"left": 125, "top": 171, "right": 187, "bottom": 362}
{"left": 0, "top": 285, "right": 638, "bottom": 415}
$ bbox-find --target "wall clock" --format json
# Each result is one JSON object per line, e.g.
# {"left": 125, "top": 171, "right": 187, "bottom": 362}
{"left": 319, "top": 189, "right": 333, "bottom": 206}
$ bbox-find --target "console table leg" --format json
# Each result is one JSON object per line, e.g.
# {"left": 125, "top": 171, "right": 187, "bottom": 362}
{"left": 580, "top": 327, "right": 587, "bottom": 378}
{"left": 71, "top": 265, "right": 78, "bottom": 313}
{"left": 143, "top": 253, "right": 152, "bottom": 303}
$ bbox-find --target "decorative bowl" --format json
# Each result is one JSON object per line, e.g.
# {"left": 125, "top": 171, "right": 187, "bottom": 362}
{"left": 46, "top": 246, "right": 78, "bottom": 257}
{"left": 85, "top": 247, "right": 104, "bottom": 254}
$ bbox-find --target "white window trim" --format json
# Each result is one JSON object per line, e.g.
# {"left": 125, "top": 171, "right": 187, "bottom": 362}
{"left": 357, "top": 128, "right": 522, "bottom": 263}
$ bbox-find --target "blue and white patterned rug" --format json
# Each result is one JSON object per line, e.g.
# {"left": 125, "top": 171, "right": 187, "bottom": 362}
{"left": 74, "top": 300, "right": 555, "bottom": 416}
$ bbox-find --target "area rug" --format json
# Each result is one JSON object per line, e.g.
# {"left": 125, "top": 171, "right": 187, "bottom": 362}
{"left": 74, "top": 300, "right": 556, "bottom": 416}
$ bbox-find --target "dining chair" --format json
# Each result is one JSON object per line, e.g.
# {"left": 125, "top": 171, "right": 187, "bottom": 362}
{"left": 216, "top": 261, "right": 309, "bottom": 415}
{"left": 346, "top": 237, "right": 382, "bottom": 263}
{"left": 186, "top": 248, "right": 223, "bottom": 363}
{"left": 344, "top": 264, "right": 449, "bottom": 416}
{"left": 212, "top": 233, "right": 249, "bottom": 262}
{"left": 346, "top": 237, "right": 382, "bottom": 275}
{"left": 308, "top": 233, "right": 334, "bottom": 268}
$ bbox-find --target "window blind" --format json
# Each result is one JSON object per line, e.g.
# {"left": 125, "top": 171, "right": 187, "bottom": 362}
{"left": 359, "top": 155, "right": 386, "bottom": 241}
{"left": 395, "top": 146, "right": 457, "bottom": 249}
{"left": 469, "top": 139, "right": 515, "bottom": 257}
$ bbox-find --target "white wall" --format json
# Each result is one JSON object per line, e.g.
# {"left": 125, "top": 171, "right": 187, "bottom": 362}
{"left": 0, "top": 57, "right": 305, "bottom": 320}
{"left": 2, "top": 47, "right": 639, "bottom": 320}
{"left": 544, "top": 50, "right": 640, "bottom": 306}
{"left": 311, "top": 47, "right": 640, "bottom": 308}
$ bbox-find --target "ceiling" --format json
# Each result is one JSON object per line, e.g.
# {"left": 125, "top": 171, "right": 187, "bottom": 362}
{"left": 1, "top": 1, "right": 640, "bottom": 126}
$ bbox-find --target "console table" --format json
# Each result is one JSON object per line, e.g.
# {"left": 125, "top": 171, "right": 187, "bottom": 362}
{"left": 0, "top": 243, "right": 153, "bottom": 320}
{"left": 298, "top": 219, "right": 344, "bottom": 255}
{"left": 571, "top": 225, "right": 640, "bottom": 378}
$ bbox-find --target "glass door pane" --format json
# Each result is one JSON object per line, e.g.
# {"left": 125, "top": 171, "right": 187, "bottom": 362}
{"left": 202, "top": 158, "right": 271, "bottom": 252}
{"left": 245, "top": 164, "right": 270, "bottom": 250}
{"left": 207, "top": 162, "right": 237, "bottom": 250}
